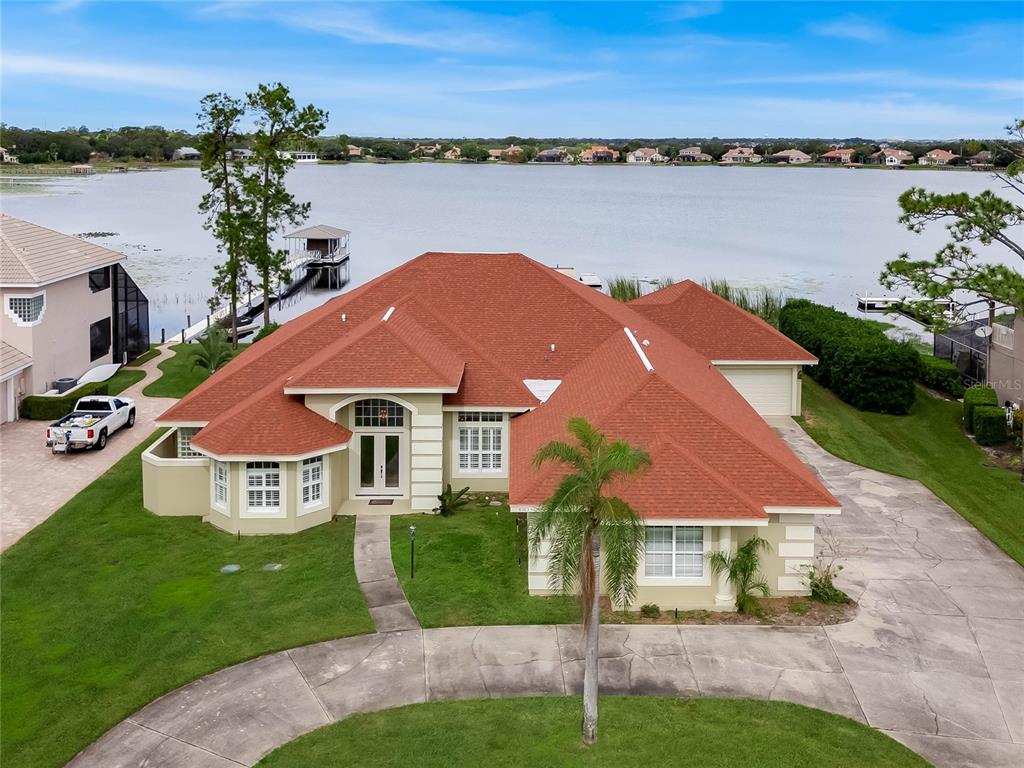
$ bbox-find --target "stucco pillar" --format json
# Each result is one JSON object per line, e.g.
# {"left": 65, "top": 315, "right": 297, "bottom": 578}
{"left": 714, "top": 525, "right": 735, "bottom": 608}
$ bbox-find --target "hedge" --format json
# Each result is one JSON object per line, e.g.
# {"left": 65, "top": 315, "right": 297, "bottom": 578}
{"left": 779, "top": 299, "right": 920, "bottom": 414}
{"left": 974, "top": 405, "right": 1009, "bottom": 446}
{"left": 918, "top": 355, "right": 966, "bottom": 399}
{"left": 963, "top": 385, "right": 999, "bottom": 433}
{"left": 19, "top": 382, "right": 110, "bottom": 420}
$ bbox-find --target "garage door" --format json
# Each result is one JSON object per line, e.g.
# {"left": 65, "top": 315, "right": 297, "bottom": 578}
{"left": 717, "top": 366, "right": 796, "bottom": 416}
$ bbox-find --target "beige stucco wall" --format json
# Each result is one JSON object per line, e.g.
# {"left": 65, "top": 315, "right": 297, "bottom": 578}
{"left": 1, "top": 273, "right": 113, "bottom": 395}
{"left": 989, "top": 315, "right": 1023, "bottom": 408}
{"left": 142, "top": 431, "right": 211, "bottom": 517}
{"left": 441, "top": 411, "right": 511, "bottom": 494}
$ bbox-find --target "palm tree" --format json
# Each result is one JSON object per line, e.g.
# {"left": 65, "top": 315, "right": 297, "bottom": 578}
{"left": 192, "top": 326, "right": 233, "bottom": 374}
{"left": 529, "top": 417, "right": 651, "bottom": 746}
{"left": 706, "top": 535, "right": 771, "bottom": 614}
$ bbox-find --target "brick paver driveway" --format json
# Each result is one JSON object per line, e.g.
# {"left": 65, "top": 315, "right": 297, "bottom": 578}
{"left": 0, "top": 347, "right": 176, "bottom": 550}
{"left": 66, "top": 417, "right": 1024, "bottom": 768}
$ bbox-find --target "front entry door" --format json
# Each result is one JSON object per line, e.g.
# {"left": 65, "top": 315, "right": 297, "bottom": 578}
{"left": 358, "top": 433, "right": 403, "bottom": 495}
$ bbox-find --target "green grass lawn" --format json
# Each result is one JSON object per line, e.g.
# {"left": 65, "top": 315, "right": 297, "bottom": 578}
{"left": 392, "top": 509, "right": 576, "bottom": 627}
{"left": 125, "top": 344, "right": 159, "bottom": 367}
{"left": 0, "top": 433, "right": 374, "bottom": 768}
{"left": 106, "top": 367, "right": 146, "bottom": 394}
{"left": 256, "top": 697, "right": 928, "bottom": 768}
{"left": 142, "top": 342, "right": 247, "bottom": 398}
{"left": 799, "top": 378, "right": 1024, "bottom": 566}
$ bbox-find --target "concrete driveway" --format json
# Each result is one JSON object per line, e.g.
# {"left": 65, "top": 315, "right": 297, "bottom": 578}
{"left": 0, "top": 347, "right": 176, "bottom": 550}
{"left": 67, "top": 418, "right": 1024, "bottom": 768}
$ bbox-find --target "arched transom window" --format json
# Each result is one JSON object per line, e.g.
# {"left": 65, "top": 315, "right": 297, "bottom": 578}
{"left": 354, "top": 398, "right": 405, "bottom": 428}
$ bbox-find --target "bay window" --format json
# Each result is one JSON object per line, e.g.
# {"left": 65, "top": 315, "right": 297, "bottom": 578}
{"left": 246, "top": 461, "right": 281, "bottom": 513}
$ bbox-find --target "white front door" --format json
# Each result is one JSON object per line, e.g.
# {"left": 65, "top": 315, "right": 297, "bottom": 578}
{"left": 357, "top": 433, "right": 404, "bottom": 495}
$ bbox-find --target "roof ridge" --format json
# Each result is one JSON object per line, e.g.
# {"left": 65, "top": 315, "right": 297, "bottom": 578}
{"left": 650, "top": 435, "right": 766, "bottom": 517}
{"left": 379, "top": 296, "right": 466, "bottom": 383}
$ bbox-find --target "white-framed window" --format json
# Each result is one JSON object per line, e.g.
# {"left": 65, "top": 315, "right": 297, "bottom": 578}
{"left": 301, "top": 456, "right": 323, "bottom": 507}
{"left": 176, "top": 427, "right": 203, "bottom": 458}
{"left": 4, "top": 291, "right": 46, "bottom": 327}
{"left": 644, "top": 526, "right": 704, "bottom": 578}
{"left": 212, "top": 461, "right": 229, "bottom": 509}
{"left": 246, "top": 462, "right": 281, "bottom": 511}
{"left": 456, "top": 412, "right": 504, "bottom": 473}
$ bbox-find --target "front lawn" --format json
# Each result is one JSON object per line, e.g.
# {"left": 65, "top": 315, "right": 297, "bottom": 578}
{"left": 142, "top": 342, "right": 248, "bottom": 398}
{"left": 799, "top": 379, "right": 1024, "bottom": 567}
{"left": 0, "top": 432, "right": 374, "bottom": 768}
{"left": 392, "top": 509, "right": 576, "bottom": 627}
{"left": 256, "top": 697, "right": 928, "bottom": 768}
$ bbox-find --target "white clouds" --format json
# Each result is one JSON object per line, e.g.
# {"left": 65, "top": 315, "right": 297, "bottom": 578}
{"left": 662, "top": 2, "right": 723, "bottom": 22}
{"left": 808, "top": 15, "right": 889, "bottom": 43}
{"left": 1, "top": 53, "right": 233, "bottom": 92}
{"left": 721, "top": 70, "right": 1024, "bottom": 97}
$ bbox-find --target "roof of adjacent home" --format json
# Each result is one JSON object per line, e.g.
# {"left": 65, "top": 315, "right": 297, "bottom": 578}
{"left": 284, "top": 224, "right": 351, "bottom": 240}
{"left": 0, "top": 340, "right": 32, "bottom": 380}
{"left": 161, "top": 251, "right": 836, "bottom": 517}
{"left": 0, "top": 214, "right": 125, "bottom": 287}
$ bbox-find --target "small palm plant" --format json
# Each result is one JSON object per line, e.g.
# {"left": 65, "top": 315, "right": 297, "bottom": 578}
{"left": 706, "top": 535, "right": 772, "bottom": 614}
{"left": 529, "top": 417, "right": 651, "bottom": 746}
{"left": 434, "top": 484, "right": 471, "bottom": 516}
{"left": 192, "top": 326, "right": 233, "bottom": 374}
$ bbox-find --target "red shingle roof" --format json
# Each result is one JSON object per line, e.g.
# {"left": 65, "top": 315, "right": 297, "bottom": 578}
{"left": 160, "top": 251, "right": 837, "bottom": 518}
{"left": 629, "top": 280, "right": 816, "bottom": 362}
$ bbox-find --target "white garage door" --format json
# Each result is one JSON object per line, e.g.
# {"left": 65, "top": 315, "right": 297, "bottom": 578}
{"left": 717, "top": 366, "right": 796, "bottom": 416}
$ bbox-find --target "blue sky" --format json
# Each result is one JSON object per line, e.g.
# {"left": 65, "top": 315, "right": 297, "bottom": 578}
{"left": 1, "top": 1, "right": 1021, "bottom": 138}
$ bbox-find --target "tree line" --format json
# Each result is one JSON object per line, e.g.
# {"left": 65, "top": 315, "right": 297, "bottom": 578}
{"left": 1, "top": 123, "right": 1016, "bottom": 165}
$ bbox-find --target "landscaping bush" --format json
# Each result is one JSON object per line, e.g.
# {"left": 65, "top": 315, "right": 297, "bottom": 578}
{"left": 974, "top": 405, "right": 1009, "bottom": 446}
{"left": 918, "top": 355, "right": 966, "bottom": 399}
{"left": 19, "top": 382, "right": 109, "bottom": 420}
{"left": 963, "top": 385, "right": 999, "bottom": 432}
{"left": 254, "top": 322, "right": 280, "bottom": 342}
{"left": 639, "top": 603, "right": 661, "bottom": 619}
{"left": 779, "top": 299, "right": 920, "bottom": 414}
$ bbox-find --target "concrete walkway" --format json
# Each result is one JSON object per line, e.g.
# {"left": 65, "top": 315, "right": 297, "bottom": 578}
{"left": 67, "top": 418, "right": 1024, "bottom": 768}
{"left": 0, "top": 346, "right": 177, "bottom": 550}
{"left": 354, "top": 515, "right": 420, "bottom": 633}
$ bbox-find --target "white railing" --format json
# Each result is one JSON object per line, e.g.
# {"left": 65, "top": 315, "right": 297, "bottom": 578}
{"left": 993, "top": 324, "right": 1015, "bottom": 351}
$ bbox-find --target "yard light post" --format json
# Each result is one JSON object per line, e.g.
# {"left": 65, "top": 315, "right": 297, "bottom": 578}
{"left": 409, "top": 525, "right": 416, "bottom": 579}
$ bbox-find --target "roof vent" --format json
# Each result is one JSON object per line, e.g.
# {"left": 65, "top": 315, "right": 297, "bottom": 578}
{"left": 642, "top": 339, "right": 650, "bottom": 347}
{"left": 550, "top": 343, "right": 556, "bottom": 353}
{"left": 382, "top": 306, "right": 395, "bottom": 322}
{"left": 623, "top": 327, "right": 654, "bottom": 372}
{"left": 341, "top": 313, "right": 347, "bottom": 322}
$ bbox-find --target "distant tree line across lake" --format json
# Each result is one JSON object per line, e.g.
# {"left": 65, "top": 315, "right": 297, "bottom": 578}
{"left": 0, "top": 123, "right": 1017, "bottom": 167}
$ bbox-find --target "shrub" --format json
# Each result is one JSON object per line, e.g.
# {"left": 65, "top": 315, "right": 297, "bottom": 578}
{"left": 434, "top": 484, "right": 472, "bottom": 516}
{"left": 804, "top": 563, "right": 851, "bottom": 604}
{"left": 20, "top": 382, "right": 109, "bottom": 420}
{"left": 606, "top": 275, "right": 643, "bottom": 302}
{"left": 974, "top": 405, "right": 1009, "bottom": 446}
{"left": 706, "top": 536, "right": 771, "bottom": 614}
{"left": 639, "top": 603, "right": 661, "bottom": 619}
{"left": 963, "top": 385, "right": 999, "bottom": 432}
{"left": 918, "top": 355, "right": 966, "bottom": 399}
{"left": 254, "top": 322, "right": 280, "bottom": 342}
{"left": 779, "top": 299, "right": 920, "bottom": 414}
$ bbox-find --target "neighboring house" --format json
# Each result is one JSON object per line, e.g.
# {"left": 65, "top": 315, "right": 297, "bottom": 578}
{"left": 626, "top": 147, "right": 666, "bottom": 164}
{"left": 918, "top": 149, "right": 959, "bottom": 166}
{"left": 0, "top": 215, "right": 150, "bottom": 421}
{"left": 228, "top": 148, "right": 254, "bottom": 162}
{"left": 989, "top": 316, "right": 1023, "bottom": 409}
{"left": 488, "top": 144, "right": 523, "bottom": 161}
{"left": 411, "top": 143, "right": 441, "bottom": 158}
{"left": 1, "top": 146, "right": 19, "bottom": 164}
{"left": 172, "top": 146, "right": 202, "bottom": 161}
{"left": 144, "top": 251, "right": 838, "bottom": 610}
{"left": 579, "top": 145, "right": 619, "bottom": 163}
{"left": 820, "top": 148, "right": 856, "bottom": 164}
{"left": 868, "top": 148, "right": 914, "bottom": 166}
{"left": 677, "top": 146, "right": 713, "bottom": 162}
{"left": 968, "top": 150, "right": 993, "bottom": 169}
{"left": 443, "top": 146, "right": 461, "bottom": 160}
{"left": 535, "top": 147, "right": 569, "bottom": 163}
{"left": 720, "top": 147, "right": 762, "bottom": 164}
{"left": 348, "top": 145, "right": 364, "bottom": 159}
{"left": 768, "top": 149, "right": 812, "bottom": 165}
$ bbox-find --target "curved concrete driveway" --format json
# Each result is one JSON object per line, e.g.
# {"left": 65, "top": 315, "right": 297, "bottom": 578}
{"left": 68, "top": 418, "right": 1024, "bottom": 768}
{"left": 0, "top": 347, "right": 177, "bottom": 550}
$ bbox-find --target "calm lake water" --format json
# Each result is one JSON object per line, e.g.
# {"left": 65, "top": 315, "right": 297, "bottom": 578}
{"left": 1, "top": 164, "right": 1015, "bottom": 336}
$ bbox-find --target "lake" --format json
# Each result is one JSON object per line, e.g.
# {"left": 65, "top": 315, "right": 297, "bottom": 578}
{"left": 1, "top": 163, "right": 1015, "bottom": 337}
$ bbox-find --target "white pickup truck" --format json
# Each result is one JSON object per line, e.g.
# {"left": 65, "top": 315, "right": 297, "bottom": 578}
{"left": 47, "top": 396, "right": 136, "bottom": 453}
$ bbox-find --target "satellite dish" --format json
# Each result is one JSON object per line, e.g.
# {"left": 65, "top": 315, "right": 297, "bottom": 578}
{"left": 975, "top": 326, "right": 994, "bottom": 338}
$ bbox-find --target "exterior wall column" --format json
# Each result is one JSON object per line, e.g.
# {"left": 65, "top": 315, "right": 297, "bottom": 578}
{"left": 714, "top": 525, "right": 735, "bottom": 608}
